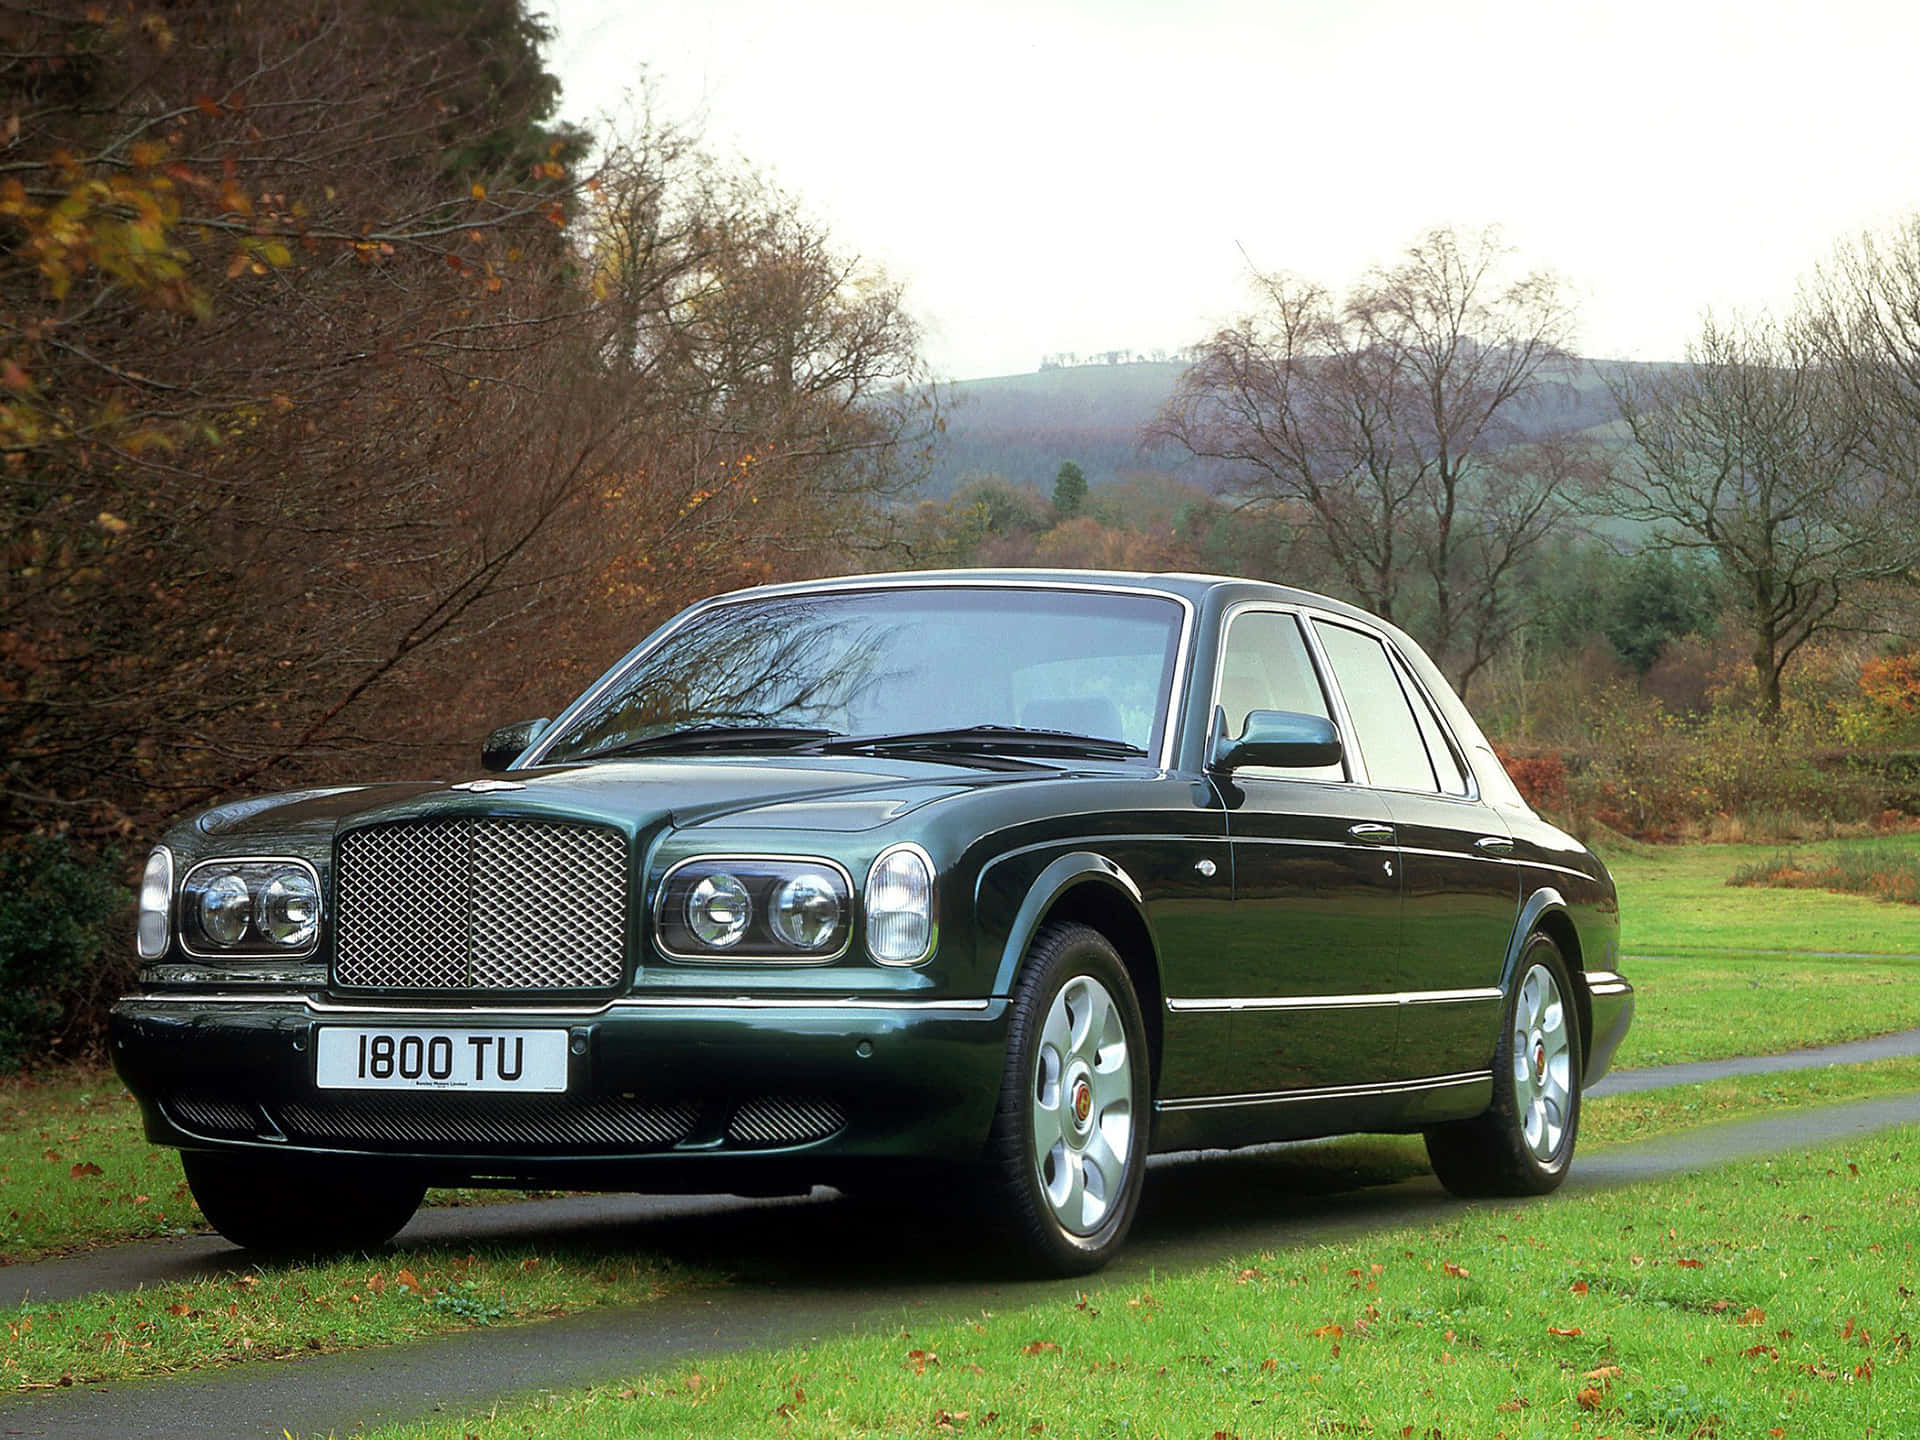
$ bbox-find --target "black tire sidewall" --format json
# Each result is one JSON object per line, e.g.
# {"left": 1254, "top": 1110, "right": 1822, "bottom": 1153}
{"left": 993, "top": 922, "right": 1150, "bottom": 1272}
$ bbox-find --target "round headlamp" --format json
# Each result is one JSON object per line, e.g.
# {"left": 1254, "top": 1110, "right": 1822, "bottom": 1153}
{"left": 686, "top": 872, "right": 752, "bottom": 948}
{"left": 770, "top": 871, "right": 843, "bottom": 950}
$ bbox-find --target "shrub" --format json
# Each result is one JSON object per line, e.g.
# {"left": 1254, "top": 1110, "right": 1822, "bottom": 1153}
{"left": 0, "top": 837, "right": 131, "bottom": 1071}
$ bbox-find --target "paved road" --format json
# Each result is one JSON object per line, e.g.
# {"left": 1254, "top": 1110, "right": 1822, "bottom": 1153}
{"left": 5, "top": 1042, "right": 1919, "bottom": 1440}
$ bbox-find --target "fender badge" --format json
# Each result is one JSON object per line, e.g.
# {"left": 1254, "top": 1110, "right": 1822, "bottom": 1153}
{"left": 450, "top": 779, "right": 525, "bottom": 793}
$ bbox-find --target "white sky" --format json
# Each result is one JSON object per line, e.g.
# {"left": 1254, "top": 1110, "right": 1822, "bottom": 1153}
{"left": 543, "top": 0, "right": 1920, "bottom": 382}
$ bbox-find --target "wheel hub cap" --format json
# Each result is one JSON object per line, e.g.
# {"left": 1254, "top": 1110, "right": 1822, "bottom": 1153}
{"left": 1511, "top": 961, "right": 1573, "bottom": 1163}
{"left": 1031, "top": 974, "right": 1135, "bottom": 1236}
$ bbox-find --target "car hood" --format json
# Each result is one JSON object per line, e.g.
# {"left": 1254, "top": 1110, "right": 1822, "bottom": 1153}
{"left": 183, "top": 753, "right": 1084, "bottom": 851}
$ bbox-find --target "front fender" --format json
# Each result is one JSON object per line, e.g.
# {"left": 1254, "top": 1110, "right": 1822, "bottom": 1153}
{"left": 984, "top": 850, "right": 1150, "bottom": 996}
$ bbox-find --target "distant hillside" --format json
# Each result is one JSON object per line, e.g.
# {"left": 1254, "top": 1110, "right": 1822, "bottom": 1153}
{"left": 924, "top": 357, "right": 1656, "bottom": 498}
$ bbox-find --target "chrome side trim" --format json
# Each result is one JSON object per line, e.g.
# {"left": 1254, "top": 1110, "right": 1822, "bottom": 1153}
{"left": 1156, "top": 1070, "right": 1489, "bottom": 1113}
{"left": 1583, "top": 971, "right": 1632, "bottom": 996}
{"left": 117, "top": 992, "right": 995, "bottom": 1016}
{"left": 1165, "top": 986, "right": 1502, "bottom": 1014}
{"left": 518, "top": 578, "right": 1198, "bottom": 772}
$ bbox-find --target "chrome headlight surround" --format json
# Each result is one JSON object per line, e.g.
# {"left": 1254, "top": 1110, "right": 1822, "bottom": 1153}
{"left": 865, "top": 843, "right": 936, "bottom": 966}
{"left": 178, "top": 856, "right": 324, "bottom": 958}
{"left": 136, "top": 846, "right": 174, "bottom": 960}
{"left": 654, "top": 855, "right": 854, "bottom": 963}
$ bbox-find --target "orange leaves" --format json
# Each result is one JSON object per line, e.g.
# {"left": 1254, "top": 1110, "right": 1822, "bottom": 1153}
{"left": 1546, "top": 1325, "right": 1583, "bottom": 1338}
{"left": 905, "top": 1348, "right": 938, "bottom": 1374}
{"left": 68, "top": 1161, "right": 102, "bottom": 1178}
{"left": 1440, "top": 1261, "right": 1468, "bottom": 1279}
{"left": 1019, "top": 1341, "right": 1059, "bottom": 1357}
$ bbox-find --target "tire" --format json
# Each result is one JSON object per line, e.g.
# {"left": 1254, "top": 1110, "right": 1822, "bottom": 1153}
{"left": 1425, "top": 933, "right": 1583, "bottom": 1198}
{"left": 183, "top": 1150, "right": 425, "bottom": 1254}
{"left": 982, "top": 921, "right": 1150, "bottom": 1275}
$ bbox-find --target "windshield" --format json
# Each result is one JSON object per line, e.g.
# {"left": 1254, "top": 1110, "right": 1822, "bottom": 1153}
{"left": 537, "top": 585, "right": 1186, "bottom": 765}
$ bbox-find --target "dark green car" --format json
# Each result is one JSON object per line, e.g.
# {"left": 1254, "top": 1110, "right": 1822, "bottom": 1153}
{"left": 112, "top": 570, "right": 1632, "bottom": 1273}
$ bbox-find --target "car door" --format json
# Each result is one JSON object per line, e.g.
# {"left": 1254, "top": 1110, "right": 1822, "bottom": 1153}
{"left": 1307, "top": 619, "right": 1517, "bottom": 1081}
{"left": 1208, "top": 607, "right": 1404, "bottom": 1097}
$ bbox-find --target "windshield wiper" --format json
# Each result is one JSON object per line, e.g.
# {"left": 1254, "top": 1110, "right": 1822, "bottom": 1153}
{"left": 590, "top": 725, "right": 842, "bottom": 758}
{"left": 821, "top": 725, "right": 1147, "bottom": 759}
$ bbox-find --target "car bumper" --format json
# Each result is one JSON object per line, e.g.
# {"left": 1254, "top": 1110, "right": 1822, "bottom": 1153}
{"left": 1580, "top": 970, "right": 1634, "bottom": 1088}
{"left": 110, "top": 992, "right": 1010, "bottom": 1186}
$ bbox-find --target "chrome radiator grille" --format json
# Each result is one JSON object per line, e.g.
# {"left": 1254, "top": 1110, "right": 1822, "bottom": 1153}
{"left": 334, "top": 819, "right": 627, "bottom": 991}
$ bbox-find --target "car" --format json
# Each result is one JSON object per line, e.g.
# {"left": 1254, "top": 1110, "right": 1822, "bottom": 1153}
{"left": 112, "top": 569, "right": 1633, "bottom": 1273}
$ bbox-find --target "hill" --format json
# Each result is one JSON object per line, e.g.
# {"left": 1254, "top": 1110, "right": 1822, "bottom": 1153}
{"left": 924, "top": 357, "right": 1655, "bottom": 498}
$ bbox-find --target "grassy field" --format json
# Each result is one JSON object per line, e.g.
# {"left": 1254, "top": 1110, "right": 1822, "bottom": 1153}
{"left": 0, "top": 1245, "right": 686, "bottom": 1389}
{"left": 1603, "top": 840, "right": 1920, "bottom": 1068}
{"left": 370, "top": 1123, "right": 1920, "bottom": 1440}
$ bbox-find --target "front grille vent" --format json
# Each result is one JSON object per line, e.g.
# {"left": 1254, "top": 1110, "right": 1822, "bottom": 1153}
{"left": 276, "top": 1095, "right": 700, "bottom": 1152}
{"left": 165, "top": 1096, "right": 257, "bottom": 1138}
{"left": 333, "top": 818, "right": 627, "bottom": 991}
{"left": 725, "top": 1096, "right": 848, "bottom": 1148}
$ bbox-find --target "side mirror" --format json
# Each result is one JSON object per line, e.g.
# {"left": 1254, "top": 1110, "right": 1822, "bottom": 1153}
{"left": 1211, "top": 708, "right": 1343, "bottom": 773}
{"left": 481, "top": 717, "right": 551, "bottom": 773}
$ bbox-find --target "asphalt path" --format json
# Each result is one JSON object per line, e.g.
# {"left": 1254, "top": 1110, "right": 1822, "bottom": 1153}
{"left": 4, "top": 1036, "right": 1919, "bottom": 1440}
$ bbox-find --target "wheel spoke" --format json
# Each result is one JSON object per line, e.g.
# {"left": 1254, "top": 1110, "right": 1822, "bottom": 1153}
{"left": 1027, "top": 969, "right": 1138, "bottom": 1238}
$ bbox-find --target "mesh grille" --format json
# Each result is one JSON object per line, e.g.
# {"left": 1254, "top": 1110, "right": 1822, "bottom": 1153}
{"left": 165, "top": 1096, "right": 257, "bottom": 1138}
{"left": 275, "top": 1095, "right": 700, "bottom": 1152}
{"left": 334, "top": 819, "right": 627, "bottom": 991}
{"left": 725, "top": 1096, "right": 848, "bottom": 1148}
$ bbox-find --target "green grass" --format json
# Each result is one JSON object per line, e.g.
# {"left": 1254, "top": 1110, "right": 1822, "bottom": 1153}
{"left": 1605, "top": 839, "right": 1920, "bottom": 956}
{"left": 370, "top": 1124, "right": 1920, "bottom": 1440}
{"left": 0, "top": 1071, "right": 558, "bottom": 1265}
{"left": 0, "top": 1243, "right": 687, "bottom": 1388}
{"left": 1602, "top": 839, "right": 1920, "bottom": 1070}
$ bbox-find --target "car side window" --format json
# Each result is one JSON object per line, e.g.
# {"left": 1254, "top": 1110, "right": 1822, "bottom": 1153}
{"left": 1311, "top": 621, "right": 1438, "bottom": 793}
{"left": 1217, "top": 610, "right": 1345, "bottom": 781}
{"left": 1396, "top": 655, "right": 1470, "bottom": 796}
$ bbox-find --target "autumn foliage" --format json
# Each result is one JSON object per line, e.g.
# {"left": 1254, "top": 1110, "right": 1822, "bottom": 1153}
{"left": 0, "top": 1, "right": 931, "bottom": 850}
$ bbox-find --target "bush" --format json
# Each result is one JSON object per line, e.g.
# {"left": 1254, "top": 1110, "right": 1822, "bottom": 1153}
{"left": 0, "top": 838, "right": 131, "bottom": 1071}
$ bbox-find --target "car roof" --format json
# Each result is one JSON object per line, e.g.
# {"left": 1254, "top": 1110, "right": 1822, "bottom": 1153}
{"left": 704, "top": 567, "right": 1381, "bottom": 624}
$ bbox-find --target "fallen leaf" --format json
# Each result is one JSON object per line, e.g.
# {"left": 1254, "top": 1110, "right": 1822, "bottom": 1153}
{"left": 1584, "top": 1365, "right": 1623, "bottom": 1381}
{"left": 1442, "top": 1262, "right": 1468, "bottom": 1278}
{"left": 1676, "top": 1258, "right": 1704, "bottom": 1269}
{"left": 1740, "top": 1306, "right": 1767, "bottom": 1326}
{"left": 1310, "top": 1323, "right": 1344, "bottom": 1340}
{"left": 1570, "top": 1280, "right": 1589, "bottom": 1296}
{"left": 69, "top": 1162, "right": 103, "bottom": 1178}
{"left": 1021, "top": 1341, "right": 1060, "bottom": 1356}
{"left": 1548, "top": 1326, "right": 1584, "bottom": 1338}
{"left": 1576, "top": 1385, "right": 1602, "bottom": 1409}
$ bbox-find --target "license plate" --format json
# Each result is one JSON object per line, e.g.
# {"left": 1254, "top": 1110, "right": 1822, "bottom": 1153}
{"left": 314, "top": 1027, "right": 569, "bottom": 1092}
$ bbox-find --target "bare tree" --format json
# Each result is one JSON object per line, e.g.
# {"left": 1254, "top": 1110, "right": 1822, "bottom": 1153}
{"left": 1150, "top": 226, "right": 1580, "bottom": 698}
{"left": 1606, "top": 310, "right": 1920, "bottom": 715}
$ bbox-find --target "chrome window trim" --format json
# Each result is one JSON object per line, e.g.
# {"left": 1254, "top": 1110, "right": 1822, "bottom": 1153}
{"left": 1165, "top": 986, "right": 1502, "bottom": 1014}
{"left": 177, "top": 855, "right": 323, "bottom": 960}
{"left": 117, "top": 991, "right": 996, "bottom": 1016}
{"left": 865, "top": 841, "right": 939, "bottom": 967}
{"left": 652, "top": 853, "right": 856, "bottom": 965}
{"left": 1300, "top": 608, "right": 1482, "bottom": 801}
{"left": 1205, "top": 601, "right": 1356, "bottom": 784}
{"left": 518, "top": 577, "right": 1198, "bottom": 773}
{"left": 1156, "top": 1070, "right": 1490, "bottom": 1113}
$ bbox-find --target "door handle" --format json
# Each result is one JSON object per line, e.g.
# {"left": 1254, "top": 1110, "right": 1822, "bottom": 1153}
{"left": 1473, "top": 835, "right": 1515, "bottom": 856}
{"left": 1347, "top": 823, "right": 1396, "bottom": 845}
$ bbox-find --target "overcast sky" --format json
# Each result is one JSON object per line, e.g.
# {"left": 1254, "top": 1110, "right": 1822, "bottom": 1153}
{"left": 544, "top": 0, "right": 1920, "bottom": 382}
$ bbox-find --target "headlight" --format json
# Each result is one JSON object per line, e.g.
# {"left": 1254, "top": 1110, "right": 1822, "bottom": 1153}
{"left": 656, "top": 856, "right": 852, "bottom": 961}
{"left": 686, "top": 872, "right": 752, "bottom": 948}
{"left": 771, "top": 872, "right": 843, "bottom": 950}
{"left": 259, "top": 869, "right": 321, "bottom": 948}
{"left": 136, "top": 846, "right": 173, "bottom": 960}
{"left": 865, "top": 844, "right": 934, "bottom": 965}
{"left": 180, "top": 858, "right": 324, "bottom": 955}
{"left": 198, "top": 874, "right": 252, "bottom": 946}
